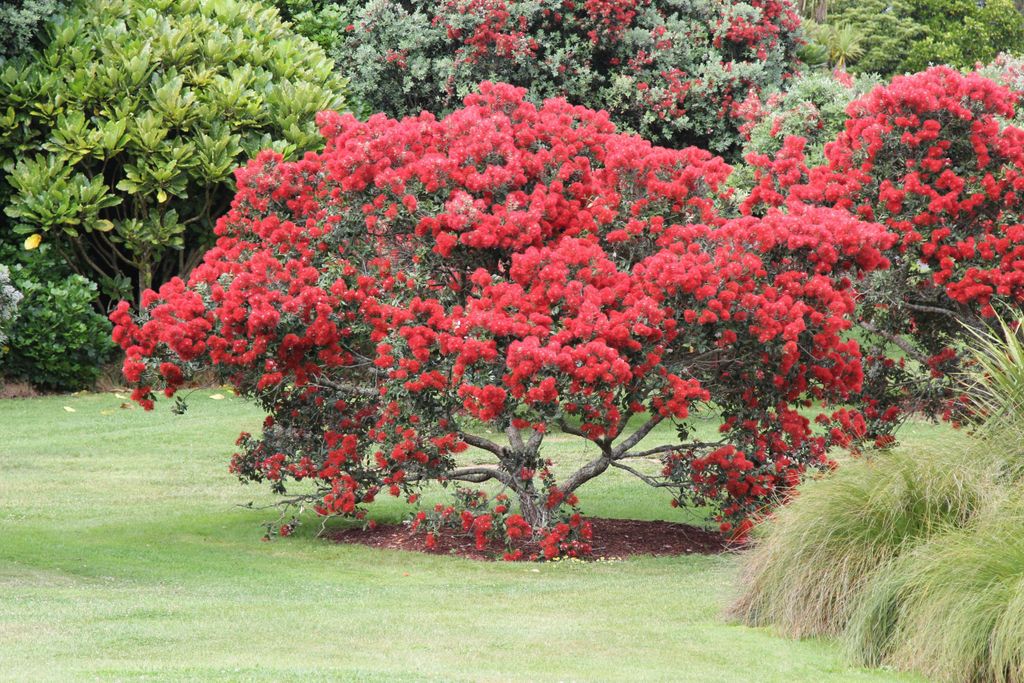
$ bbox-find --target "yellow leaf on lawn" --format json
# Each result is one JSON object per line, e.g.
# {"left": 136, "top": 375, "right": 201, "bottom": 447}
{"left": 209, "top": 393, "right": 225, "bottom": 400}
{"left": 100, "top": 409, "right": 115, "bottom": 415}
{"left": 63, "top": 406, "right": 76, "bottom": 413}
{"left": 114, "top": 393, "right": 128, "bottom": 399}
{"left": 24, "top": 234, "right": 42, "bottom": 250}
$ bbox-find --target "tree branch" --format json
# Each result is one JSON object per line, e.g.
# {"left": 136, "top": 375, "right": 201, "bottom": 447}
{"left": 308, "top": 376, "right": 378, "bottom": 398}
{"left": 505, "top": 424, "right": 525, "bottom": 451}
{"left": 446, "top": 465, "right": 516, "bottom": 488}
{"left": 611, "top": 414, "right": 664, "bottom": 458}
{"left": 561, "top": 452, "right": 613, "bottom": 494}
{"left": 557, "top": 418, "right": 588, "bottom": 439}
{"left": 525, "top": 428, "right": 544, "bottom": 452}
{"left": 904, "top": 301, "right": 960, "bottom": 318}
{"left": 609, "top": 461, "right": 678, "bottom": 488}
{"left": 857, "top": 320, "right": 929, "bottom": 365}
{"left": 458, "top": 432, "right": 508, "bottom": 459}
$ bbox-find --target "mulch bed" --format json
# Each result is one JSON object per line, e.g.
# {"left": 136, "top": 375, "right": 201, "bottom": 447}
{"left": 326, "top": 517, "right": 740, "bottom": 561}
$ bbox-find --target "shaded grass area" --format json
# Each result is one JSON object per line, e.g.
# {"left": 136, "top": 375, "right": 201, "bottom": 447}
{"left": 0, "top": 392, "right": 923, "bottom": 681}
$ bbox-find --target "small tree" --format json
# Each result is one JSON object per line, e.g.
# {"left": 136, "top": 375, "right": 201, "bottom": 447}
{"left": 112, "top": 84, "right": 891, "bottom": 541}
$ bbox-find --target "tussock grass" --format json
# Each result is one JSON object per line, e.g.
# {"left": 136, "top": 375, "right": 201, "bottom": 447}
{"left": 727, "top": 449, "right": 997, "bottom": 637}
{"left": 844, "top": 497, "right": 1024, "bottom": 682}
{"left": 731, "top": 312, "right": 1024, "bottom": 681}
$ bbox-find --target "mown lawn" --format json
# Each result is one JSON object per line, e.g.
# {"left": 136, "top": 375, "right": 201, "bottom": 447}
{"left": 0, "top": 392, "right": 940, "bottom": 681}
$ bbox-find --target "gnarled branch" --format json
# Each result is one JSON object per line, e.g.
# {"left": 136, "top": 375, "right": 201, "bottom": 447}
{"left": 611, "top": 414, "right": 663, "bottom": 458}
{"left": 610, "top": 461, "right": 678, "bottom": 488}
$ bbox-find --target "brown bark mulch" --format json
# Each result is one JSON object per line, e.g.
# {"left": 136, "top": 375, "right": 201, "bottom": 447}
{"left": 326, "top": 516, "right": 739, "bottom": 561}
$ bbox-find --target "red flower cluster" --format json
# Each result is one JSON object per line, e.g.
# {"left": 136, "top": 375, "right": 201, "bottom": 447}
{"left": 743, "top": 66, "right": 1024, "bottom": 431}
{"left": 112, "top": 82, "right": 890, "bottom": 535}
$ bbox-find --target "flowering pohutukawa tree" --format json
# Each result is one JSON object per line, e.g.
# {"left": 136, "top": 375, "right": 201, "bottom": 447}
{"left": 743, "top": 66, "right": 1024, "bottom": 436}
{"left": 111, "top": 83, "right": 891, "bottom": 548}
{"left": 338, "top": 0, "right": 802, "bottom": 156}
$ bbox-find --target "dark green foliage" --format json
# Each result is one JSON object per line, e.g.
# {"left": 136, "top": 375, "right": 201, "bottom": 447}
{"left": 830, "top": 0, "right": 1024, "bottom": 76}
{"left": 0, "top": 0, "right": 66, "bottom": 58}
{"left": 1, "top": 247, "right": 114, "bottom": 390}
{"left": 827, "top": 0, "right": 924, "bottom": 76}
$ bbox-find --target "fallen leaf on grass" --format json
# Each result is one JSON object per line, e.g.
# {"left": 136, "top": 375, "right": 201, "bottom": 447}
{"left": 209, "top": 393, "right": 225, "bottom": 400}
{"left": 63, "top": 406, "right": 76, "bottom": 413}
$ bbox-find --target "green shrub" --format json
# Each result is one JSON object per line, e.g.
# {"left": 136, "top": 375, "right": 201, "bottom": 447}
{"left": 825, "top": 0, "right": 923, "bottom": 76}
{"left": 732, "top": 69, "right": 877, "bottom": 191}
{"left": 0, "top": 0, "right": 347, "bottom": 301}
{"left": 2, "top": 261, "right": 114, "bottom": 390}
{"left": 271, "top": 0, "right": 361, "bottom": 53}
{"left": 728, "top": 449, "right": 996, "bottom": 637}
{"left": 0, "top": 0, "right": 66, "bottom": 58}
{"left": 844, "top": 498, "right": 1024, "bottom": 682}
{"left": 828, "top": 0, "right": 1024, "bottom": 77}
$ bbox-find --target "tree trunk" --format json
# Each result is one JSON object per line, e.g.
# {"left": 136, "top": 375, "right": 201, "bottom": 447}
{"left": 517, "top": 487, "right": 549, "bottom": 528}
{"left": 137, "top": 252, "right": 153, "bottom": 304}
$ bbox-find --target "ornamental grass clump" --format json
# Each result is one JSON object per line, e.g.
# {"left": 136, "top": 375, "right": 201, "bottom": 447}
{"left": 837, "top": 314, "right": 1024, "bottom": 680}
{"left": 961, "top": 314, "right": 1024, "bottom": 479}
{"left": 844, "top": 497, "right": 1024, "bottom": 682}
{"left": 728, "top": 448, "right": 996, "bottom": 637}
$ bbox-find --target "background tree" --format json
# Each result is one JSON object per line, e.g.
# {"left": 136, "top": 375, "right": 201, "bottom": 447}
{"left": 743, "top": 67, "right": 1024, "bottom": 436}
{"left": 0, "top": 0, "right": 66, "bottom": 58}
{"left": 328, "top": 0, "right": 802, "bottom": 157}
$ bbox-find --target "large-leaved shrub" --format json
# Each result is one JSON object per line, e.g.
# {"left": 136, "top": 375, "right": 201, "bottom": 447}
{"left": 0, "top": 0, "right": 348, "bottom": 302}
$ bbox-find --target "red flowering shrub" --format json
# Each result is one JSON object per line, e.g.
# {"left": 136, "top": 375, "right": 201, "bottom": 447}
{"left": 111, "top": 83, "right": 891, "bottom": 542}
{"left": 744, "top": 66, "right": 1024, "bottom": 432}
{"left": 338, "top": 0, "right": 802, "bottom": 155}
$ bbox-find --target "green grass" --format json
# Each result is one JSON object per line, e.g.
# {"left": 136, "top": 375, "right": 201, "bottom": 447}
{"left": 0, "top": 392, "right": 923, "bottom": 681}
